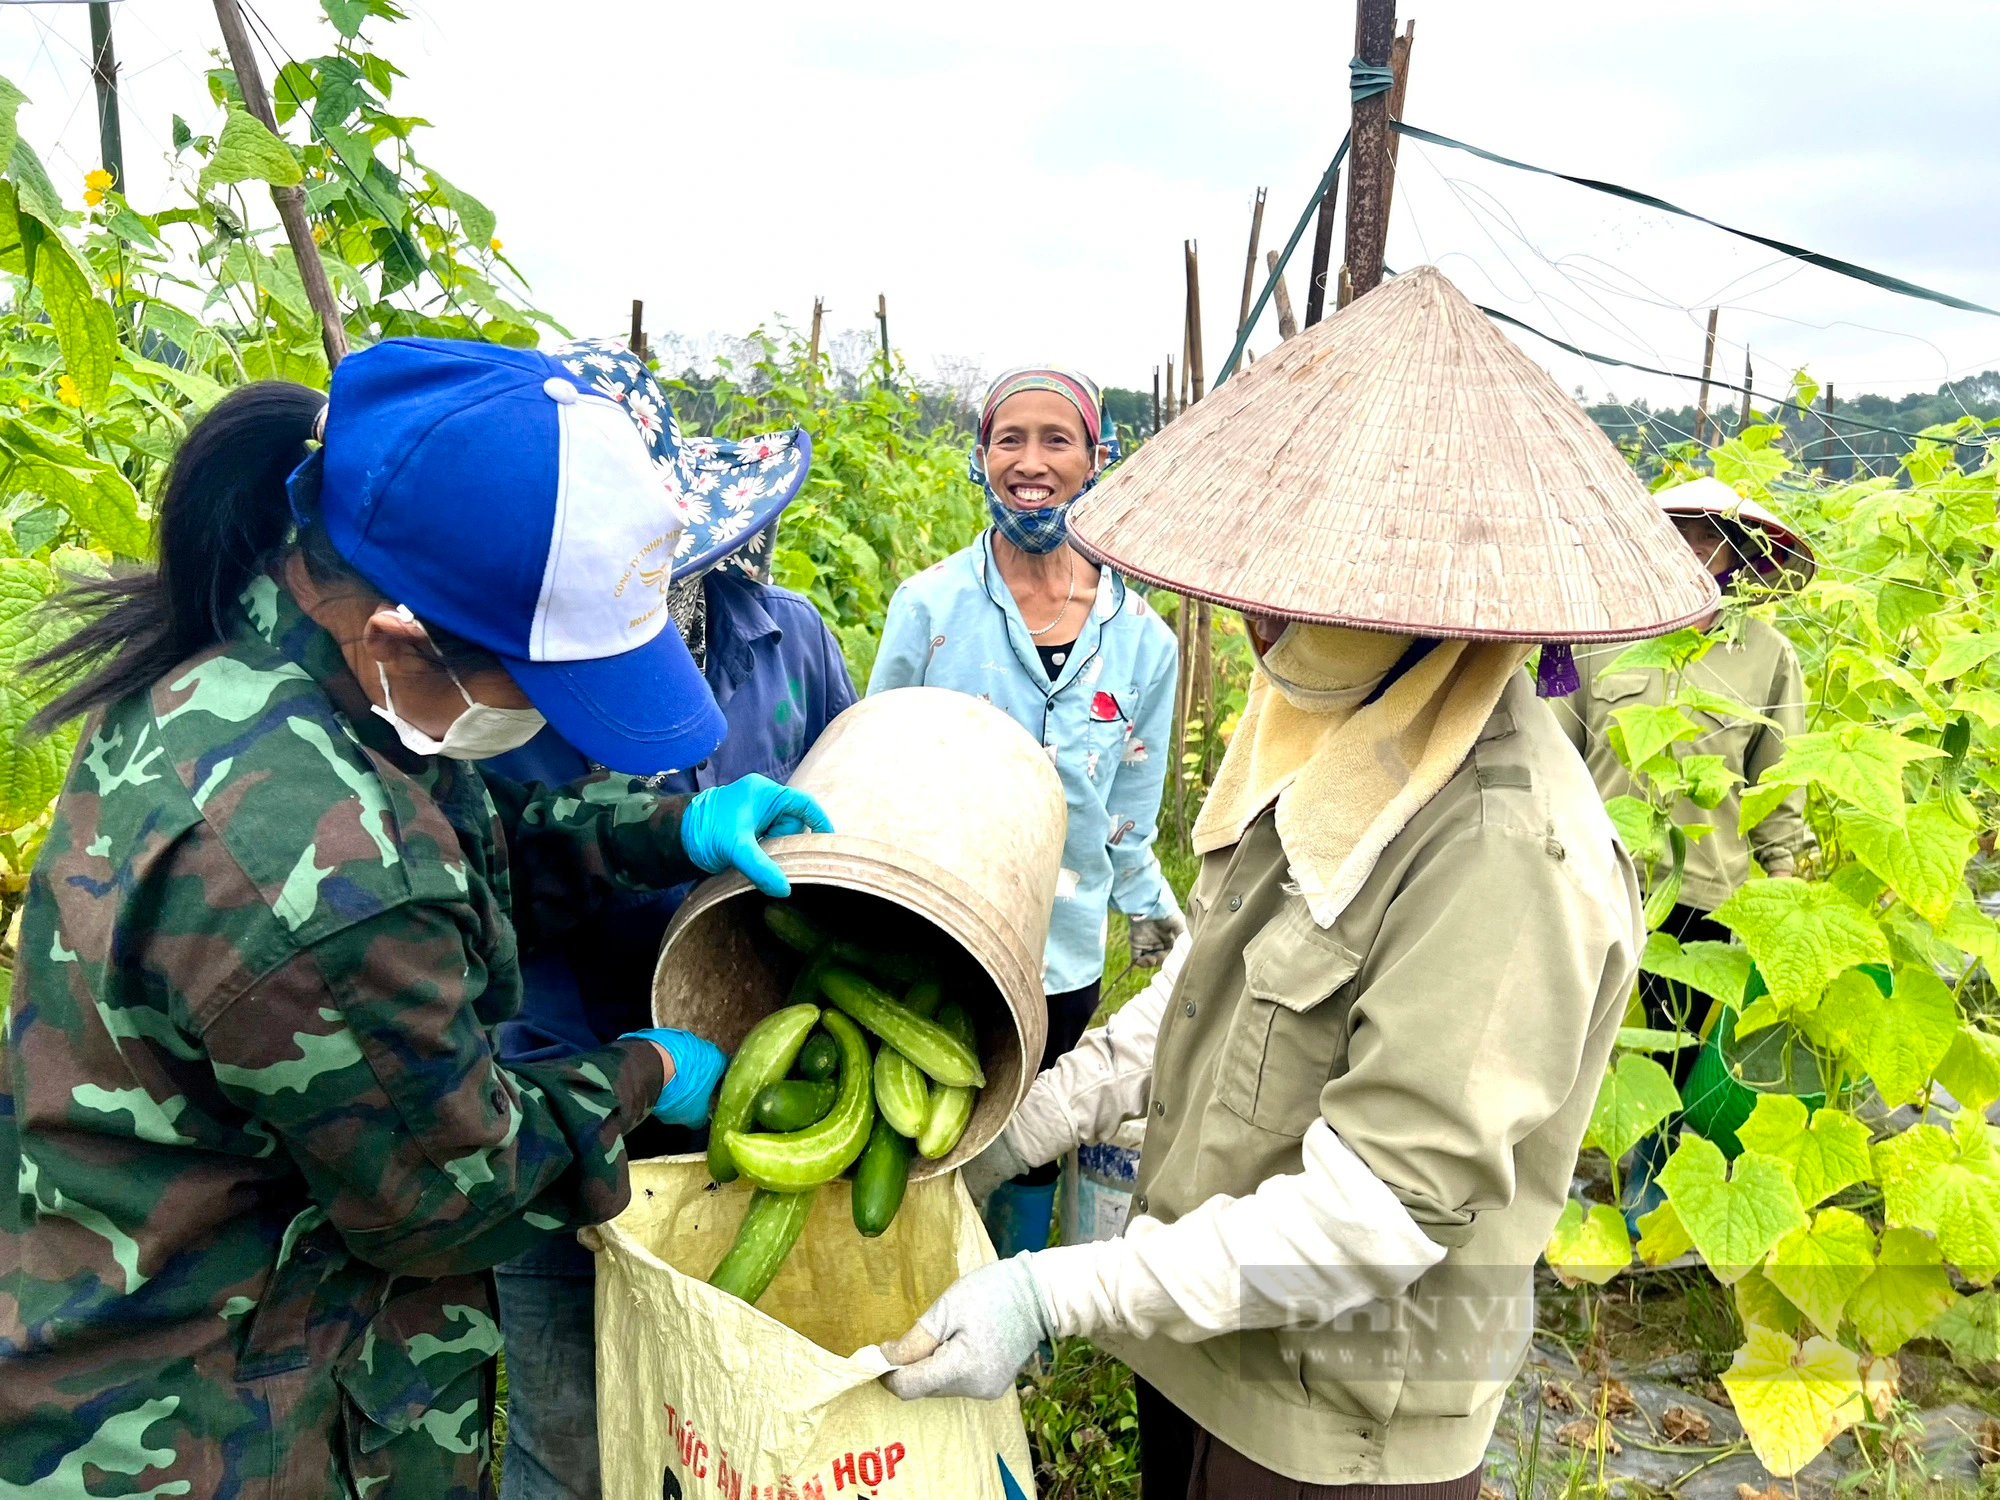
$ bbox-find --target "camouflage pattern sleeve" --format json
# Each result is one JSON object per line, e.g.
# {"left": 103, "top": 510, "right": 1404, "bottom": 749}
{"left": 203, "top": 897, "right": 664, "bottom": 1279}
{"left": 479, "top": 769, "right": 700, "bottom": 950}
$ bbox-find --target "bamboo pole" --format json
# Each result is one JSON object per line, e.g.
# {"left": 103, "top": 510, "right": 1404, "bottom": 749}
{"left": 1693, "top": 307, "right": 1720, "bottom": 446}
{"left": 212, "top": 0, "right": 348, "bottom": 370}
{"left": 1152, "top": 365, "right": 1161, "bottom": 433}
{"left": 808, "top": 296, "right": 824, "bottom": 370}
{"left": 1736, "top": 347, "right": 1755, "bottom": 437}
{"left": 1166, "top": 354, "right": 1177, "bottom": 423}
{"left": 1337, "top": 264, "right": 1354, "bottom": 311}
{"left": 1170, "top": 597, "right": 1193, "bottom": 844}
{"left": 1237, "top": 187, "right": 1267, "bottom": 336}
{"left": 1379, "top": 21, "right": 1416, "bottom": 231}
{"left": 628, "top": 299, "right": 646, "bottom": 362}
{"left": 1304, "top": 165, "right": 1341, "bottom": 328}
{"left": 1267, "top": 250, "right": 1298, "bottom": 339}
{"left": 1193, "top": 601, "right": 1214, "bottom": 780}
{"left": 1185, "top": 239, "right": 1206, "bottom": 403}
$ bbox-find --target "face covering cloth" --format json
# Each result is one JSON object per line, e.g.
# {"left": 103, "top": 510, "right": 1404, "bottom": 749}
{"left": 1191, "top": 624, "right": 1531, "bottom": 929}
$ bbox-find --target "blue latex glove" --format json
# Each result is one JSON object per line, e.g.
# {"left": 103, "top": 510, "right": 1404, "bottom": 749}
{"left": 621, "top": 1027, "right": 728, "bottom": 1127}
{"left": 679, "top": 773, "right": 833, "bottom": 897}
{"left": 877, "top": 1255, "right": 1054, "bottom": 1400}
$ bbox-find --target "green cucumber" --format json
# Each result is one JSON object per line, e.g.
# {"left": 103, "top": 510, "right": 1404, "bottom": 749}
{"left": 725, "top": 1010, "right": 876, "bottom": 1192}
{"left": 918, "top": 1001, "right": 978, "bottom": 1160}
{"left": 902, "top": 977, "right": 943, "bottom": 1018}
{"left": 754, "top": 1079, "right": 837, "bottom": 1132}
{"left": 788, "top": 942, "right": 834, "bottom": 1008}
{"left": 763, "top": 903, "right": 936, "bottom": 988}
{"left": 816, "top": 967, "right": 985, "bottom": 1089}
{"left": 706, "top": 1002, "right": 821, "bottom": 1185}
{"left": 873, "top": 1047, "right": 931, "bottom": 1138}
{"left": 708, "top": 1188, "right": 813, "bottom": 1304}
{"left": 795, "top": 1030, "right": 840, "bottom": 1082}
{"left": 1643, "top": 826, "right": 1687, "bottom": 931}
{"left": 852, "top": 1116, "right": 913, "bottom": 1237}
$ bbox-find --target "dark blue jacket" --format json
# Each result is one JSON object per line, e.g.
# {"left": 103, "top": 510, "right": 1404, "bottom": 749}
{"left": 487, "top": 572, "right": 856, "bottom": 1064}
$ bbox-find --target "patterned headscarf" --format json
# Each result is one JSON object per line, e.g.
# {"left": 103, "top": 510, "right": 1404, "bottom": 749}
{"left": 969, "top": 365, "right": 1109, "bottom": 554}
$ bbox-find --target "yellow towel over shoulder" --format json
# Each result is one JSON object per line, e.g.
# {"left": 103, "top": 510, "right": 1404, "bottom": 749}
{"left": 1192, "top": 625, "right": 1531, "bottom": 928}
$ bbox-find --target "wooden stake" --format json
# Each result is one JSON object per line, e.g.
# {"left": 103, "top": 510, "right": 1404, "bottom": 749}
{"left": 1237, "top": 187, "right": 1267, "bottom": 335}
{"left": 628, "top": 299, "right": 646, "bottom": 362}
{"left": 1185, "top": 240, "right": 1206, "bottom": 403}
{"left": 1693, "top": 307, "right": 1719, "bottom": 447}
{"left": 1303, "top": 164, "right": 1341, "bottom": 329}
{"left": 808, "top": 296, "right": 824, "bottom": 370}
{"left": 1170, "top": 598, "right": 1194, "bottom": 843}
{"left": 87, "top": 4, "right": 124, "bottom": 192}
{"left": 1337, "top": 263, "right": 1354, "bottom": 311}
{"left": 212, "top": 0, "right": 348, "bottom": 369}
{"left": 1152, "top": 365, "right": 1161, "bottom": 432}
{"left": 1166, "top": 354, "right": 1177, "bottom": 423}
{"left": 1736, "top": 347, "right": 1755, "bottom": 437}
{"left": 1267, "top": 250, "right": 1299, "bottom": 340}
{"left": 1380, "top": 21, "right": 1416, "bottom": 230}
{"left": 875, "top": 293, "right": 890, "bottom": 383}
{"left": 1193, "top": 601, "right": 1214, "bottom": 780}
{"left": 1342, "top": 0, "right": 1397, "bottom": 301}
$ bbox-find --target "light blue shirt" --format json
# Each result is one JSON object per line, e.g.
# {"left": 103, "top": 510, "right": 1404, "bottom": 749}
{"left": 869, "top": 534, "right": 1182, "bottom": 994}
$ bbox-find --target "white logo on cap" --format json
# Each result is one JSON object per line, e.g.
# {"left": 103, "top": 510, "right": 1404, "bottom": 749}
{"left": 543, "top": 376, "right": 579, "bottom": 405}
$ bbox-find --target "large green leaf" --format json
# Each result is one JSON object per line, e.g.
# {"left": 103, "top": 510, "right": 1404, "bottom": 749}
{"left": 1809, "top": 966, "right": 1958, "bottom": 1106}
{"left": 0, "top": 416, "right": 150, "bottom": 557}
{"left": 1842, "top": 801, "right": 1975, "bottom": 925}
{"left": 0, "top": 557, "right": 63, "bottom": 671}
{"left": 34, "top": 236, "right": 117, "bottom": 413}
{"left": 1925, "top": 630, "right": 2000, "bottom": 685}
{"left": 1583, "top": 1052, "right": 1681, "bottom": 1162}
{"left": 1764, "top": 1207, "right": 1875, "bottom": 1337}
{"left": 1877, "top": 579, "right": 1945, "bottom": 640}
{"left": 1676, "top": 685, "right": 1779, "bottom": 729}
{"left": 1873, "top": 1117, "right": 2000, "bottom": 1279}
{"left": 1734, "top": 1095, "right": 1873, "bottom": 1209}
{"left": 1847, "top": 1227, "right": 1955, "bottom": 1354}
{"left": 8, "top": 136, "right": 71, "bottom": 228}
{"left": 1603, "top": 794, "right": 1664, "bottom": 867}
{"left": 1721, "top": 1324, "right": 1864, "bottom": 1477}
{"left": 1659, "top": 1134, "right": 1807, "bottom": 1283}
{"left": 1930, "top": 1290, "right": 2000, "bottom": 1367}
{"left": 1735, "top": 1267, "right": 1805, "bottom": 1336}
{"left": 1935, "top": 1027, "right": 2000, "bottom": 1112}
{"left": 1759, "top": 724, "right": 1946, "bottom": 824}
{"left": 1544, "top": 1199, "right": 1631, "bottom": 1286}
{"left": 1711, "top": 879, "right": 1887, "bottom": 1015}
{"left": 0, "top": 74, "right": 25, "bottom": 174}
{"left": 0, "top": 680, "right": 73, "bottom": 823}
{"left": 1602, "top": 630, "right": 1711, "bottom": 675}
{"left": 198, "top": 108, "right": 304, "bottom": 193}
{"left": 426, "top": 168, "right": 495, "bottom": 246}
{"left": 1611, "top": 702, "right": 1700, "bottom": 769}
{"left": 1640, "top": 932, "right": 1752, "bottom": 1006}
{"left": 1636, "top": 1199, "right": 1695, "bottom": 1265}
{"left": 1710, "top": 438, "right": 1792, "bottom": 494}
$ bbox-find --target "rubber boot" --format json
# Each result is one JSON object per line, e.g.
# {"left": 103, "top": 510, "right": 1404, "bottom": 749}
{"left": 1621, "top": 1130, "right": 1671, "bottom": 1240}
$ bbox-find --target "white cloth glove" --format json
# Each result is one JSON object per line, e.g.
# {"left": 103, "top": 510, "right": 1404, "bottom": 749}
{"left": 877, "top": 1256, "right": 1053, "bottom": 1401}
{"left": 957, "top": 1133, "right": 1032, "bottom": 1207}
{"left": 1127, "top": 908, "right": 1187, "bottom": 968}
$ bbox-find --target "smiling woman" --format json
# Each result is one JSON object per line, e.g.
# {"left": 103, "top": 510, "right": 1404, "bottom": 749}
{"left": 866, "top": 363, "right": 1186, "bottom": 1259}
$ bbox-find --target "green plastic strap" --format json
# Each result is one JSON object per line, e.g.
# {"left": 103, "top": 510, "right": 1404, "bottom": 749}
{"left": 1470, "top": 296, "right": 1961, "bottom": 443}
{"left": 1212, "top": 133, "right": 1350, "bottom": 390}
{"left": 1392, "top": 121, "right": 2000, "bottom": 319}
{"left": 1349, "top": 58, "right": 1394, "bottom": 102}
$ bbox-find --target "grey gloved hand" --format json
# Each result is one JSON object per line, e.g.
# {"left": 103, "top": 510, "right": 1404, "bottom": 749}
{"left": 958, "top": 1131, "right": 1033, "bottom": 1207}
{"left": 877, "top": 1255, "right": 1053, "bottom": 1401}
{"left": 1128, "top": 909, "right": 1187, "bottom": 968}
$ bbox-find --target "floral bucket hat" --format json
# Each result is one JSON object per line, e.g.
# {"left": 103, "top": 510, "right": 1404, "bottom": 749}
{"left": 552, "top": 337, "right": 811, "bottom": 582}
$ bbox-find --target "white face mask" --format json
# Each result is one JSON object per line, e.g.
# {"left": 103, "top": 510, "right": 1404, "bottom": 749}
{"left": 370, "top": 614, "right": 545, "bottom": 760}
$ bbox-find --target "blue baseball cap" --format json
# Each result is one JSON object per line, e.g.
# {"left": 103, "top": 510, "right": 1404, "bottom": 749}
{"left": 308, "top": 337, "right": 726, "bottom": 776}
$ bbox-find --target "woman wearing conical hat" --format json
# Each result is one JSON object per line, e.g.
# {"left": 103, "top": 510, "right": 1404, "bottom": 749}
{"left": 1551, "top": 475, "right": 1814, "bottom": 1229}
{"left": 870, "top": 267, "right": 1716, "bottom": 1494}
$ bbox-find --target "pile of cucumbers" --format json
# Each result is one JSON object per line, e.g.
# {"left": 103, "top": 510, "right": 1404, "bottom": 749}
{"left": 706, "top": 902, "right": 987, "bottom": 1305}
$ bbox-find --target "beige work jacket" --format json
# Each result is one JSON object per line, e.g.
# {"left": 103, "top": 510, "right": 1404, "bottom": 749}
{"left": 1551, "top": 615, "right": 1809, "bottom": 913}
{"left": 1104, "top": 673, "right": 1642, "bottom": 1483}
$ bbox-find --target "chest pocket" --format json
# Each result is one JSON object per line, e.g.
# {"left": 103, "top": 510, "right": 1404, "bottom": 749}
{"left": 1215, "top": 901, "right": 1362, "bottom": 1136}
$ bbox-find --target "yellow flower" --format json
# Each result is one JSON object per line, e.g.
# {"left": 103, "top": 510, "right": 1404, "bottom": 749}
{"left": 83, "top": 168, "right": 113, "bottom": 207}
{"left": 489, "top": 236, "right": 503, "bottom": 252}
{"left": 15, "top": 397, "right": 31, "bottom": 411}
{"left": 56, "top": 374, "right": 81, "bottom": 408}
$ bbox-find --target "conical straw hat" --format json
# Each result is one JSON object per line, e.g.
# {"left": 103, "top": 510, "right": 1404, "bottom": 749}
{"left": 1069, "top": 265, "right": 1717, "bottom": 641}
{"left": 1658, "top": 475, "right": 1815, "bottom": 585}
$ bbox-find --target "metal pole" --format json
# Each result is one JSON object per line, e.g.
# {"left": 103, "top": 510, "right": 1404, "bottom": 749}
{"left": 87, "top": 3, "right": 124, "bottom": 191}
{"left": 1341, "top": 0, "right": 1397, "bottom": 300}
{"left": 212, "top": 0, "right": 349, "bottom": 369}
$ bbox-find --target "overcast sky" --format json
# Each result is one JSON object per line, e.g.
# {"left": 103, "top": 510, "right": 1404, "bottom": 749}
{"left": 6, "top": 0, "right": 1998, "bottom": 420}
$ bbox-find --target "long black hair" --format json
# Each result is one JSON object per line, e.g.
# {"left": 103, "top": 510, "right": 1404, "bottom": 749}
{"left": 29, "top": 380, "right": 495, "bottom": 734}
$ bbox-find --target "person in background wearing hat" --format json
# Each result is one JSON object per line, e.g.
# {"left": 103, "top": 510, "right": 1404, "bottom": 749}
{"left": 1551, "top": 475, "right": 1814, "bottom": 1228}
{"left": 868, "top": 364, "right": 1183, "bottom": 1259}
{"left": 0, "top": 341, "right": 831, "bottom": 1499}
{"left": 481, "top": 339, "right": 855, "bottom": 1500}
{"left": 870, "top": 268, "right": 1715, "bottom": 1496}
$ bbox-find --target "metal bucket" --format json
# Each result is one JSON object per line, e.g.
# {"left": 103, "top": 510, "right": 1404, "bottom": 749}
{"left": 653, "top": 687, "right": 1067, "bottom": 1179}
